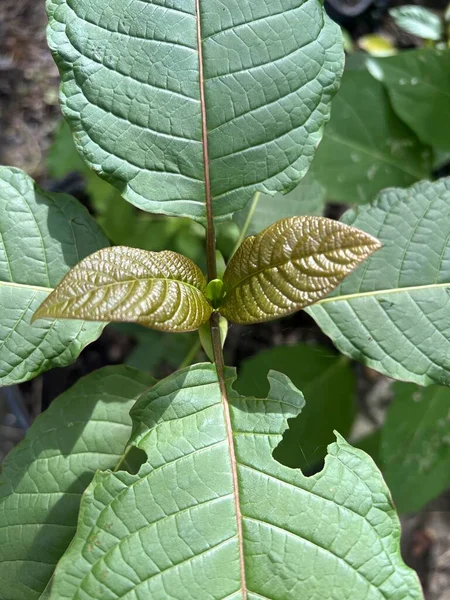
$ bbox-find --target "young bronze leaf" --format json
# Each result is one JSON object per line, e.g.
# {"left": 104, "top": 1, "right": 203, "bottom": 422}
{"left": 220, "top": 216, "right": 381, "bottom": 324}
{"left": 33, "top": 247, "right": 212, "bottom": 333}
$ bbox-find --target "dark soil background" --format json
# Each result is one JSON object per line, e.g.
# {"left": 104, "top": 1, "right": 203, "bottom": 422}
{"left": 0, "top": 0, "right": 449, "bottom": 597}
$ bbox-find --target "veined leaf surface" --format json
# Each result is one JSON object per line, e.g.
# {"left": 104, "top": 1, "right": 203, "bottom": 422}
{"left": 45, "top": 364, "right": 422, "bottom": 600}
{"left": 308, "top": 178, "right": 450, "bottom": 386}
{"left": 0, "top": 366, "right": 155, "bottom": 600}
{"left": 220, "top": 216, "right": 381, "bottom": 324}
{"left": 236, "top": 344, "right": 355, "bottom": 470}
{"left": 382, "top": 382, "right": 450, "bottom": 513}
{"left": 0, "top": 167, "right": 108, "bottom": 386}
{"left": 33, "top": 247, "right": 212, "bottom": 332}
{"left": 368, "top": 49, "right": 450, "bottom": 152}
{"left": 47, "top": 0, "right": 343, "bottom": 221}
{"left": 309, "top": 70, "right": 431, "bottom": 204}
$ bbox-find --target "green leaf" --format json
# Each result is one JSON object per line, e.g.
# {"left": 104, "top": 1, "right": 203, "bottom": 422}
{"left": 381, "top": 382, "right": 450, "bottom": 513}
{"left": 46, "top": 0, "right": 343, "bottom": 221}
{"left": 44, "top": 364, "right": 423, "bottom": 599}
{"left": 310, "top": 70, "right": 431, "bottom": 204}
{"left": 389, "top": 6, "right": 443, "bottom": 41}
{"left": 368, "top": 49, "right": 450, "bottom": 152}
{"left": 0, "top": 365, "right": 155, "bottom": 600}
{"left": 220, "top": 216, "right": 381, "bottom": 324}
{"left": 235, "top": 344, "right": 356, "bottom": 470}
{"left": 307, "top": 177, "right": 450, "bottom": 386}
{"left": 0, "top": 167, "right": 108, "bottom": 386}
{"left": 233, "top": 171, "right": 326, "bottom": 238}
{"left": 48, "top": 122, "right": 207, "bottom": 266}
{"left": 33, "top": 247, "right": 212, "bottom": 333}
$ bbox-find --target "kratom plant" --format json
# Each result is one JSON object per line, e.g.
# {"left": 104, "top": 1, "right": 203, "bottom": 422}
{"left": 5, "top": 1, "right": 450, "bottom": 599}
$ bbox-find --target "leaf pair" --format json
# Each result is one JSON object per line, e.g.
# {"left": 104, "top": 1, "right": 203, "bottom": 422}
{"left": 33, "top": 216, "right": 381, "bottom": 332}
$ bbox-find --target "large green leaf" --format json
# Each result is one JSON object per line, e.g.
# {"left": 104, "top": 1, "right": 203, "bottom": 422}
{"left": 310, "top": 70, "right": 431, "bottom": 204}
{"left": 235, "top": 344, "right": 356, "bottom": 470}
{"left": 233, "top": 173, "right": 325, "bottom": 238}
{"left": 34, "top": 247, "right": 212, "bottom": 333}
{"left": 220, "top": 216, "right": 381, "bottom": 324}
{"left": 0, "top": 167, "right": 108, "bottom": 386}
{"left": 0, "top": 366, "right": 155, "bottom": 600}
{"left": 368, "top": 49, "right": 450, "bottom": 152}
{"left": 381, "top": 382, "right": 450, "bottom": 514}
{"left": 47, "top": 0, "right": 343, "bottom": 221}
{"left": 308, "top": 178, "right": 450, "bottom": 386}
{"left": 45, "top": 363, "right": 422, "bottom": 599}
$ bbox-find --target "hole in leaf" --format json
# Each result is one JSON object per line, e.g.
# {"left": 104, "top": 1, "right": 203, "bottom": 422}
{"left": 119, "top": 446, "right": 147, "bottom": 475}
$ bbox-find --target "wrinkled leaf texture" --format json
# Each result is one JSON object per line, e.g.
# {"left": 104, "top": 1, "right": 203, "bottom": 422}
{"left": 0, "top": 167, "right": 107, "bottom": 386}
{"left": 236, "top": 344, "right": 356, "bottom": 470}
{"left": 308, "top": 178, "right": 450, "bottom": 386}
{"left": 220, "top": 216, "right": 381, "bottom": 324}
{"left": 47, "top": 0, "right": 343, "bottom": 221}
{"left": 33, "top": 247, "right": 212, "bottom": 332}
{"left": 44, "top": 364, "right": 423, "bottom": 599}
{"left": 0, "top": 366, "right": 155, "bottom": 600}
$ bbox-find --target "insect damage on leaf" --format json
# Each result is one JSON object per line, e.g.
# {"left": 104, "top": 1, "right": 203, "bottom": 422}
{"left": 219, "top": 216, "right": 381, "bottom": 324}
{"left": 32, "top": 246, "right": 212, "bottom": 333}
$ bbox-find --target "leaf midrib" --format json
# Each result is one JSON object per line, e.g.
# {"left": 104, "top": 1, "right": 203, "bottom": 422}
{"left": 315, "top": 281, "right": 450, "bottom": 305}
{"left": 224, "top": 243, "right": 378, "bottom": 295}
{"left": 0, "top": 280, "right": 53, "bottom": 293}
{"left": 194, "top": 0, "right": 247, "bottom": 593}
{"left": 0, "top": 277, "right": 206, "bottom": 296}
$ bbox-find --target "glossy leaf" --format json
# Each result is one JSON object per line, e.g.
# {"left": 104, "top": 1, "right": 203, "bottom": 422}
{"left": 233, "top": 171, "right": 325, "bottom": 238}
{"left": 0, "top": 366, "right": 155, "bottom": 600}
{"left": 0, "top": 167, "right": 108, "bottom": 386}
{"left": 310, "top": 70, "right": 431, "bottom": 204}
{"left": 308, "top": 178, "right": 450, "bottom": 386}
{"left": 235, "top": 344, "right": 356, "bottom": 470}
{"left": 220, "top": 216, "right": 381, "bottom": 324}
{"left": 33, "top": 247, "right": 212, "bottom": 333}
{"left": 45, "top": 364, "right": 422, "bottom": 600}
{"left": 47, "top": 0, "right": 343, "bottom": 221}
{"left": 382, "top": 382, "right": 450, "bottom": 514}
{"left": 389, "top": 6, "right": 443, "bottom": 41}
{"left": 368, "top": 49, "right": 450, "bottom": 152}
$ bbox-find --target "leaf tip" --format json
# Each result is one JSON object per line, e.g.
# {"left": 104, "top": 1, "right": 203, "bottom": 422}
{"left": 30, "top": 306, "right": 46, "bottom": 325}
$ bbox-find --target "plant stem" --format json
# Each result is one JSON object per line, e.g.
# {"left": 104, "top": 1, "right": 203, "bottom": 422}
{"left": 209, "top": 313, "right": 226, "bottom": 382}
{"left": 231, "top": 191, "right": 261, "bottom": 256}
{"left": 195, "top": 0, "right": 216, "bottom": 283}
